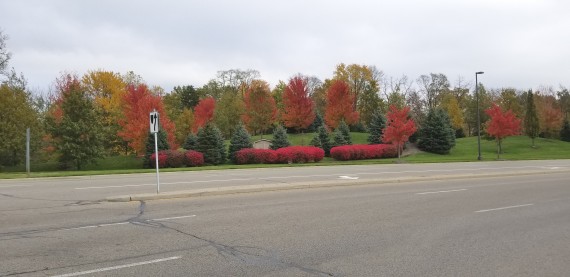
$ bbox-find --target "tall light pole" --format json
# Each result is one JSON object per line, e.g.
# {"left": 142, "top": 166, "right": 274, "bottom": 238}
{"left": 476, "top": 71, "right": 484, "bottom": 161}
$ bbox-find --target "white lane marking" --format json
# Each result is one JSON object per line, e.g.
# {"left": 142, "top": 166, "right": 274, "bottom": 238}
{"left": 61, "top": 222, "right": 130, "bottom": 231}
{"left": 416, "top": 189, "right": 467, "bottom": 195}
{"left": 51, "top": 256, "right": 181, "bottom": 277}
{"left": 475, "top": 203, "right": 534, "bottom": 213}
{"left": 338, "top": 176, "right": 359, "bottom": 180}
{"left": 75, "top": 178, "right": 254, "bottom": 189}
{"left": 356, "top": 166, "right": 553, "bottom": 176}
{"left": 60, "top": 215, "right": 196, "bottom": 231}
{"left": 0, "top": 184, "right": 34, "bottom": 188}
{"left": 149, "top": 215, "right": 196, "bottom": 222}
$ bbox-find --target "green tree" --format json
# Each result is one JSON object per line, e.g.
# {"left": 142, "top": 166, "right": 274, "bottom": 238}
{"left": 560, "top": 119, "right": 570, "bottom": 142}
{"left": 196, "top": 123, "right": 226, "bottom": 165}
{"left": 332, "top": 128, "right": 348, "bottom": 147}
{"left": 229, "top": 122, "right": 253, "bottom": 163}
{"left": 0, "top": 84, "right": 41, "bottom": 166}
{"left": 46, "top": 75, "right": 104, "bottom": 170}
{"left": 309, "top": 112, "right": 324, "bottom": 132}
{"left": 143, "top": 129, "right": 170, "bottom": 168}
{"left": 524, "top": 90, "right": 540, "bottom": 147}
{"left": 358, "top": 81, "right": 382, "bottom": 127}
{"left": 270, "top": 124, "right": 291, "bottom": 150}
{"left": 310, "top": 126, "right": 332, "bottom": 156}
{"left": 183, "top": 132, "right": 198, "bottom": 150}
{"left": 367, "top": 111, "right": 386, "bottom": 144}
{"left": 337, "top": 120, "right": 352, "bottom": 145}
{"left": 214, "top": 91, "right": 244, "bottom": 138}
{"left": 417, "top": 109, "right": 456, "bottom": 154}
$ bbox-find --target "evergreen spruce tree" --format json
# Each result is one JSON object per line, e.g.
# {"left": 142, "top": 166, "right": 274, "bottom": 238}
{"left": 332, "top": 129, "right": 348, "bottom": 147}
{"left": 367, "top": 111, "right": 386, "bottom": 144}
{"left": 229, "top": 122, "right": 253, "bottom": 163}
{"left": 270, "top": 124, "right": 291, "bottom": 150}
{"left": 560, "top": 119, "right": 570, "bottom": 142}
{"left": 417, "top": 109, "right": 456, "bottom": 154}
{"left": 524, "top": 90, "right": 540, "bottom": 147}
{"left": 310, "top": 126, "right": 332, "bottom": 156}
{"left": 309, "top": 112, "right": 324, "bottom": 132}
{"left": 337, "top": 120, "right": 352, "bottom": 145}
{"left": 143, "top": 129, "right": 170, "bottom": 168}
{"left": 196, "top": 123, "right": 226, "bottom": 165}
{"left": 183, "top": 132, "right": 198, "bottom": 150}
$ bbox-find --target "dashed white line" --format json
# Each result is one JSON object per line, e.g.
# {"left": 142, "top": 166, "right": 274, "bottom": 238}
{"left": 475, "top": 203, "right": 534, "bottom": 213}
{"left": 416, "top": 189, "right": 467, "bottom": 195}
{"left": 51, "top": 256, "right": 181, "bottom": 277}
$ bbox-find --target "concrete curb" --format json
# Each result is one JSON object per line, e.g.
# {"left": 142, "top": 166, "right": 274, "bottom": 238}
{"left": 105, "top": 169, "right": 570, "bottom": 202}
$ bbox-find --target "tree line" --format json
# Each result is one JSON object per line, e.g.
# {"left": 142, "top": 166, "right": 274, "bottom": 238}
{"left": 1, "top": 30, "right": 570, "bottom": 169}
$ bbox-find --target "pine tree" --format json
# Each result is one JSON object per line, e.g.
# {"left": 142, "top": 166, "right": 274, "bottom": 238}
{"left": 337, "top": 120, "right": 352, "bottom": 145}
{"left": 183, "top": 132, "right": 198, "bottom": 150}
{"left": 270, "top": 124, "right": 291, "bottom": 150}
{"left": 229, "top": 122, "right": 253, "bottom": 163}
{"left": 367, "top": 111, "right": 386, "bottom": 144}
{"left": 196, "top": 123, "right": 226, "bottom": 165}
{"left": 332, "top": 129, "right": 348, "bottom": 147}
{"left": 144, "top": 129, "right": 170, "bottom": 168}
{"left": 524, "top": 90, "right": 540, "bottom": 147}
{"left": 309, "top": 112, "right": 324, "bottom": 132}
{"left": 560, "top": 119, "right": 570, "bottom": 142}
{"left": 417, "top": 109, "right": 456, "bottom": 154}
{"left": 310, "top": 126, "right": 332, "bottom": 156}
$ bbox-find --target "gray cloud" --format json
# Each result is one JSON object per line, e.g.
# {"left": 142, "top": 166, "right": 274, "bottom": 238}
{"left": 2, "top": 0, "right": 569, "bottom": 93}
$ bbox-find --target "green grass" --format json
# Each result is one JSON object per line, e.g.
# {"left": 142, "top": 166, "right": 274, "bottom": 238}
{"left": 2, "top": 133, "right": 569, "bottom": 179}
{"left": 405, "top": 135, "right": 570, "bottom": 163}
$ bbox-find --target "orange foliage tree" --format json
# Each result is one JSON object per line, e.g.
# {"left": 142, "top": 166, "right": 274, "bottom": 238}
{"left": 485, "top": 103, "right": 521, "bottom": 159}
{"left": 536, "top": 94, "right": 563, "bottom": 138}
{"left": 282, "top": 76, "right": 315, "bottom": 132}
{"left": 118, "top": 84, "right": 177, "bottom": 154}
{"left": 242, "top": 80, "right": 276, "bottom": 137}
{"left": 382, "top": 105, "right": 417, "bottom": 159}
{"left": 193, "top": 97, "right": 216, "bottom": 133}
{"left": 324, "top": 80, "right": 359, "bottom": 129}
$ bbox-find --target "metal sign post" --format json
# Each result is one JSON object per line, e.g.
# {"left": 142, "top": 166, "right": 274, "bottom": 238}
{"left": 150, "top": 110, "right": 160, "bottom": 194}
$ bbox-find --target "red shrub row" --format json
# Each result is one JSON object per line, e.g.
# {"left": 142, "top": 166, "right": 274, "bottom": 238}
{"left": 330, "top": 144, "right": 398, "bottom": 161}
{"left": 151, "top": 150, "right": 204, "bottom": 168}
{"left": 235, "top": 146, "right": 325, "bottom": 164}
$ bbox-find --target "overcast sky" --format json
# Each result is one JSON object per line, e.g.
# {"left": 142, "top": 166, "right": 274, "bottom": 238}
{"left": 1, "top": 0, "right": 569, "bottom": 94}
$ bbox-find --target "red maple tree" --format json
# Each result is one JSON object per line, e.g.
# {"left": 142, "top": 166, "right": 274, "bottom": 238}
{"left": 241, "top": 80, "right": 277, "bottom": 137}
{"left": 485, "top": 103, "right": 521, "bottom": 159}
{"left": 324, "top": 80, "right": 359, "bottom": 129}
{"left": 282, "top": 76, "right": 315, "bottom": 131}
{"left": 118, "top": 84, "right": 177, "bottom": 154}
{"left": 192, "top": 97, "right": 216, "bottom": 133}
{"left": 382, "top": 105, "right": 417, "bottom": 159}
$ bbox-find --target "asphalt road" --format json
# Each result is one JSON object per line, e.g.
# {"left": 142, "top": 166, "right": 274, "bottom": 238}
{"left": 1, "top": 164, "right": 569, "bottom": 276}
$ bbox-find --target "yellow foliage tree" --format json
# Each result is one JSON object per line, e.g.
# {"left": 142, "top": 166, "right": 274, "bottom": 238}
{"left": 440, "top": 94, "right": 464, "bottom": 130}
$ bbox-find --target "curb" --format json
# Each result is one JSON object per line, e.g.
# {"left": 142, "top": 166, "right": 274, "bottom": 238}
{"left": 105, "top": 169, "right": 570, "bottom": 202}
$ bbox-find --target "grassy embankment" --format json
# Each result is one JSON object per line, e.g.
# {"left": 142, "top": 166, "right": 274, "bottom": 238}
{"left": 1, "top": 133, "right": 569, "bottom": 178}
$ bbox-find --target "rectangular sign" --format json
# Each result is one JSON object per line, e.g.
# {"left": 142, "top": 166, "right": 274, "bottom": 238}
{"left": 150, "top": 111, "right": 159, "bottom": 133}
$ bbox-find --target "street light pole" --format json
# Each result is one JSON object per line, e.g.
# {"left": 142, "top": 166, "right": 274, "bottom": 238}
{"left": 476, "top": 71, "right": 484, "bottom": 161}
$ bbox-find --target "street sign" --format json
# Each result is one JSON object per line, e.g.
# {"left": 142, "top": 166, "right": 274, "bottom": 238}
{"left": 150, "top": 111, "right": 159, "bottom": 133}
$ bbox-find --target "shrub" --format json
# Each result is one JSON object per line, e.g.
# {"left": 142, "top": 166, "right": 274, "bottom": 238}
{"left": 184, "top": 150, "right": 204, "bottom": 167}
{"left": 165, "top": 150, "right": 185, "bottom": 168}
{"left": 234, "top": 146, "right": 324, "bottom": 164}
{"left": 235, "top": 149, "right": 278, "bottom": 164}
{"left": 150, "top": 151, "right": 168, "bottom": 168}
{"left": 330, "top": 144, "right": 397, "bottom": 161}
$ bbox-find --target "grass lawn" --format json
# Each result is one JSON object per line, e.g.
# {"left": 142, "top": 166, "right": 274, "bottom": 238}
{"left": 1, "top": 133, "right": 569, "bottom": 179}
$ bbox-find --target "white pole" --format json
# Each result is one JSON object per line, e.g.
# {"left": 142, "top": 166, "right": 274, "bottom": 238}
{"left": 26, "top": 128, "right": 30, "bottom": 177}
{"left": 154, "top": 131, "right": 160, "bottom": 194}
